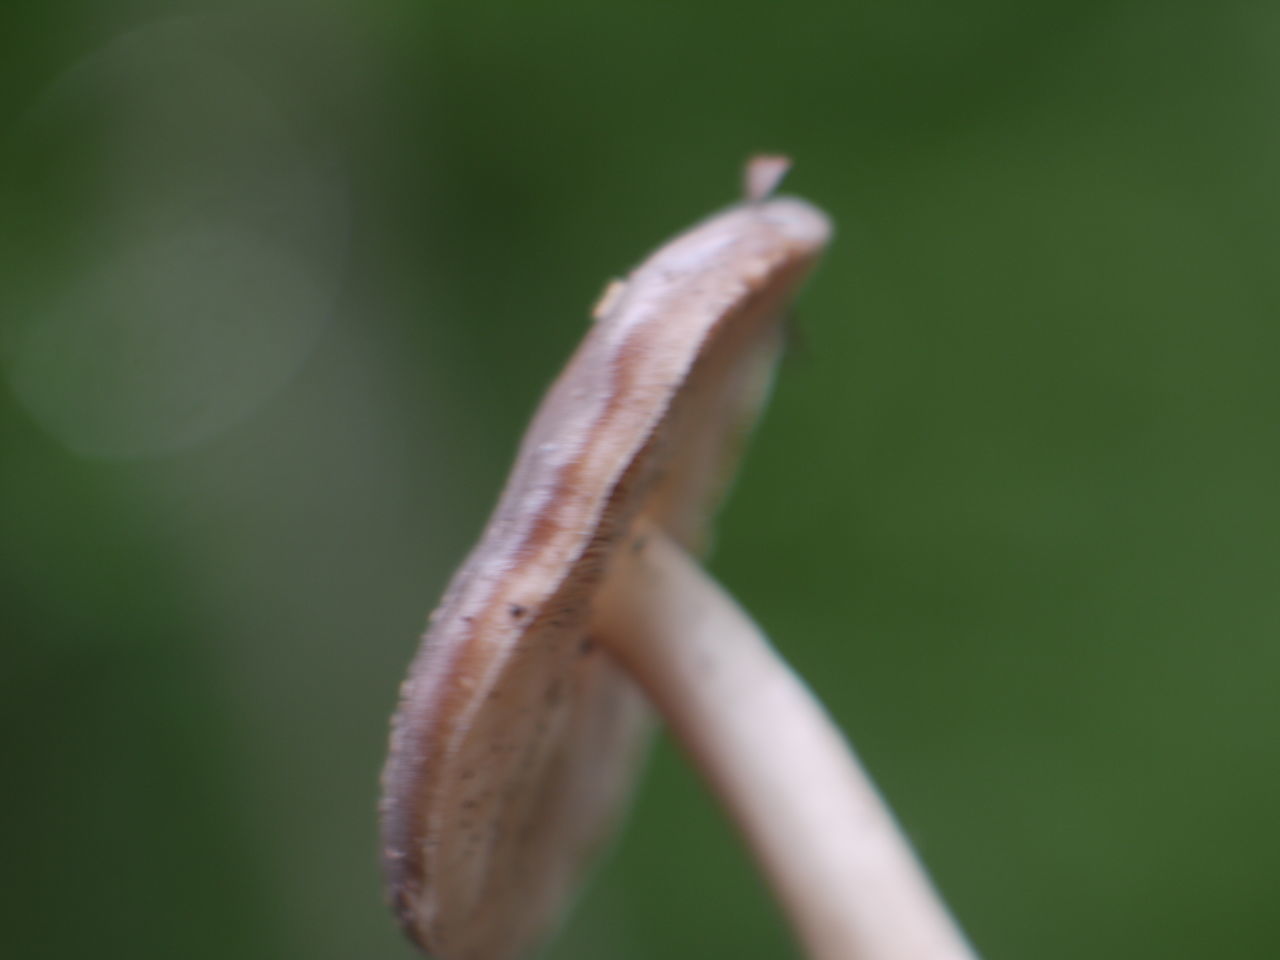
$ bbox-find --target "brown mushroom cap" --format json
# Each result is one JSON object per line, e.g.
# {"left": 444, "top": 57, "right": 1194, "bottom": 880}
{"left": 380, "top": 190, "right": 832, "bottom": 960}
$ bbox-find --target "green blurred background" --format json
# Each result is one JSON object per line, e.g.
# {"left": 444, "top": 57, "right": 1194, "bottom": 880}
{"left": 4, "top": 1, "right": 1279, "bottom": 957}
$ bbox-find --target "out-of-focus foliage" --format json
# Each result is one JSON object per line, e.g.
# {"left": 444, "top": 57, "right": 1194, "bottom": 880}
{"left": 4, "top": 1, "right": 1279, "bottom": 957}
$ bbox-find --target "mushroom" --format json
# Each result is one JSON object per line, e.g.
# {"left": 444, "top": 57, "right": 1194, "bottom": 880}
{"left": 380, "top": 158, "right": 975, "bottom": 960}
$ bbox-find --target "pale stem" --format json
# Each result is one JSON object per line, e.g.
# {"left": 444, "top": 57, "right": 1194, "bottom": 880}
{"left": 592, "top": 528, "right": 977, "bottom": 960}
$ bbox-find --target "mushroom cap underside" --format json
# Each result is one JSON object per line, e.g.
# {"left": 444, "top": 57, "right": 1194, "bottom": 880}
{"left": 380, "top": 196, "right": 831, "bottom": 960}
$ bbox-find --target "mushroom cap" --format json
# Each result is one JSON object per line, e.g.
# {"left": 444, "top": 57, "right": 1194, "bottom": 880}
{"left": 380, "top": 193, "right": 832, "bottom": 960}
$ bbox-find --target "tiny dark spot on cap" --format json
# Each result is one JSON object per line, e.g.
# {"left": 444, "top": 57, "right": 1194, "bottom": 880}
{"left": 545, "top": 680, "right": 563, "bottom": 706}
{"left": 509, "top": 604, "right": 527, "bottom": 618}
{"left": 631, "top": 535, "right": 648, "bottom": 555}
{"left": 580, "top": 637, "right": 596, "bottom": 656}
{"left": 517, "top": 819, "right": 537, "bottom": 846}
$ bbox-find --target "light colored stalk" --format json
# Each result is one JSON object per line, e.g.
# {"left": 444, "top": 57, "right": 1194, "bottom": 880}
{"left": 593, "top": 528, "right": 977, "bottom": 960}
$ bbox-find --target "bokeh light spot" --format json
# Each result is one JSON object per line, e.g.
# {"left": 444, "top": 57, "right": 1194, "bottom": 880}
{"left": 0, "top": 18, "right": 346, "bottom": 458}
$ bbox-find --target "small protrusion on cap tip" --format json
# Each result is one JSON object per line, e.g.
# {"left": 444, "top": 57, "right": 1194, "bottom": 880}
{"left": 744, "top": 154, "right": 792, "bottom": 203}
{"left": 591, "top": 278, "right": 628, "bottom": 321}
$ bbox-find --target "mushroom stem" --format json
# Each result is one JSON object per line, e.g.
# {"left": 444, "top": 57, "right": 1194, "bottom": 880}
{"left": 593, "top": 527, "right": 976, "bottom": 960}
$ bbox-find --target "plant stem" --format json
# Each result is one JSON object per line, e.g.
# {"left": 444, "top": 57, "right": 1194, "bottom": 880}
{"left": 592, "top": 527, "right": 977, "bottom": 960}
